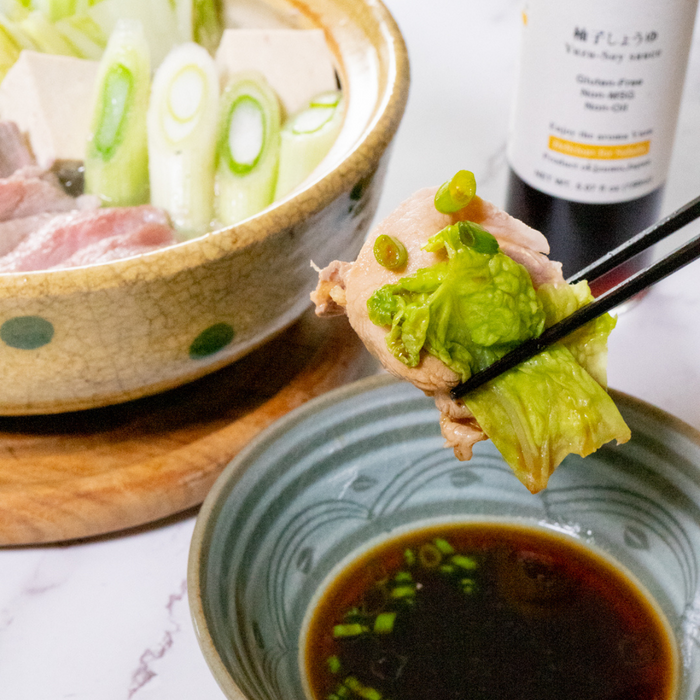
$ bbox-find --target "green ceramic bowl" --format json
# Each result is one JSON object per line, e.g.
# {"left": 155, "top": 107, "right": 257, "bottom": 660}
{"left": 189, "top": 374, "right": 700, "bottom": 700}
{"left": 0, "top": 0, "right": 409, "bottom": 415}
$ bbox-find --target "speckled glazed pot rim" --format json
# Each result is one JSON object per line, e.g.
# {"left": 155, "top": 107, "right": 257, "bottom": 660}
{"left": 0, "top": 0, "right": 410, "bottom": 299}
{"left": 187, "top": 373, "right": 700, "bottom": 700}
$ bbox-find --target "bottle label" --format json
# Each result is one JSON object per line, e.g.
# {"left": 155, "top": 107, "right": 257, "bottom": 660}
{"left": 507, "top": 0, "right": 698, "bottom": 204}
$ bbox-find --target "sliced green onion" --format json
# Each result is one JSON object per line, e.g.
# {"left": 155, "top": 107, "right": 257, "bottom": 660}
{"left": 433, "top": 538, "right": 455, "bottom": 555}
{"left": 404, "top": 548, "right": 416, "bottom": 566}
{"left": 336, "top": 685, "right": 351, "bottom": 698}
{"left": 213, "top": 71, "right": 281, "bottom": 226}
{"left": 343, "top": 606, "right": 361, "bottom": 621}
{"left": 461, "top": 577, "right": 477, "bottom": 594}
{"left": 373, "top": 611, "right": 396, "bottom": 635}
{"left": 390, "top": 585, "right": 415, "bottom": 599}
{"left": 85, "top": 19, "right": 150, "bottom": 206}
{"left": 434, "top": 169, "right": 477, "bottom": 213}
{"left": 439, "top": 564, "right": 456, "bottom": 575}
{"left": 147, "top": 41, "right": 219, "bottom": 237}
{"left": 455, "top": 221, "right": 499, "bottom": 254}
{"left": 418, "top": 543, "right": 442, "bottom": 568}
{"left": 452, "top": 554, "right": 478, "bottom": 570}
{"left": 394, "top": 571, "right": 412, "bottom": 582}
{"left": 333, "top": 623, "right": 367, "bottom": 638}
{"left": 344, "top": 676, "right": 382, "bottom": 700}
{"left": 274, "top": 89, "right": 343, "bottom": 200}
{"left": 327, "top": 655, "right": 342, "bottom": 674}
{"left": 373, "top": 234, "right": 407, "bottom": 269}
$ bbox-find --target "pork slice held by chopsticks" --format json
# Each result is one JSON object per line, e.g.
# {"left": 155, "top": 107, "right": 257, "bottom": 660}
{"left": 312, "top": 171, "right": 630, "bottom": 493}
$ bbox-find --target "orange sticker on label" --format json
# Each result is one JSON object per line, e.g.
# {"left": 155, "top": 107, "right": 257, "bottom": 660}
{"left": 548, "top": 136, "right": 650, "bottom": 160}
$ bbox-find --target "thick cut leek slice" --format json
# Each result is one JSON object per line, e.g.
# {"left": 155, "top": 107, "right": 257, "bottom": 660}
{"left": 85, "top": 19, "right": 150, "bottom": 206}
{"left": 0, "top": 15, "right": 34, "bottom": 80}
{"left": 31, "top": 0, "right": 77, "bottom": 22}
{"left": 0, "top": 24, "right": 21, "bottom": 81}
{"left": 147, "top": 41, "right": 219, "bottom": 238}
{"left": 20, "top": 10, "right": 79, "bottom": 55}
{"left": 64, "top": 12, "right": 107, "bottom": 45}
{"left": 274, "top": 89, "right": 343, "bottom": 200}
{"left": 55, "top": 14, "right": 106, "bottom": 59}
{"left": 192, "top": 0, "right": 222, "bottom": 52}
{"left": 0, "top": 0, "right": 30, "bottom": 22}
{"left": 214, "top": 71, "right": 281, "bottom": 226}
{"left": 88, "top": 0, "right": 181, "bottom": 67}
{"left": 0, "top": 14, "right": 35, "bottom": 49}
{"left": 173, "top": 0, "right": 193, "bottom": 43}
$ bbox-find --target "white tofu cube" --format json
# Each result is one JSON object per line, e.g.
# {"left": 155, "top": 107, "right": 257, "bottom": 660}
{"left": 0, "top": 51, "right": 99, "bottom": 169}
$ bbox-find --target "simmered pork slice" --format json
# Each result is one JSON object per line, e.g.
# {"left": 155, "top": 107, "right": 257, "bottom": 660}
{"left": 52, "top": 222, "right": 176, "bottom": 269}
{"left": 0, "top": 122, "right": 36, "bottom": 177}
{"left": 0, "top": 212, "right": 56, "bottom": 257}
{"left": 311, "top": 186, "right": 566, "bottom": 461}
{"left": 0, "top": 195, "right": 101, "bottom": 258}
{"left": 0, "top": 167, "right": 86, "bottom": 221}
{"left": 0, "top": 205, "right": 176, "bottom": 272}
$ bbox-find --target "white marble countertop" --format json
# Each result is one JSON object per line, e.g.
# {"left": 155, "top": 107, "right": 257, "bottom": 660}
{"left": 3, "top": 1, "right": 700, "bottom": 698}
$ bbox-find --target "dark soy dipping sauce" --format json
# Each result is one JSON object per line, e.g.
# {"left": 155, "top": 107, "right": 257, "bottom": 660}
{"left": 303, "top": 523, "right": 677, "bottom": 700}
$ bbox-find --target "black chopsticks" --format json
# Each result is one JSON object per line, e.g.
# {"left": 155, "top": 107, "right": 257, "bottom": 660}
{"left": 450, "top": 196, "right": 700, "bottom": 401}
{"left": 567, "top": 193, "right": 700, "bottom": 284}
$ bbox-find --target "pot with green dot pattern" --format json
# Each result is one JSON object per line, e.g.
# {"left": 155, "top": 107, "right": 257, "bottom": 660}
{"left": 0, "top": 0, "right": 408, "bottom": 415}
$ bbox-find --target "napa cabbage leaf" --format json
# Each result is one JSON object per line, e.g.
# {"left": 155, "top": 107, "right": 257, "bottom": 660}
{"left": 367, "top": 221, "right": 630, "bottom": 493}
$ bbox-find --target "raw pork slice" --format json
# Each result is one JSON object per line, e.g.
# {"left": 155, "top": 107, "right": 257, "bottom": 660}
{"left": 0, "top": 205, "right": 176, "bottom": 272}
{"left": 0, "top": 212, "right": 57, "bottom": 257}
{"left": 52, "top": 223, "right": 176, "bottom": 269}
{"left": 311, "top": 187, "right": 566, "bottom": 461}
{"left": 0, "top": 122, "right": 35, "bottom": 177}
{"left": 0, "top": 167, "right": 83, "bottom": 221}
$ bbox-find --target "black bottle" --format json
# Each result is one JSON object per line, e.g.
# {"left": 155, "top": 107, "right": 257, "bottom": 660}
{"left": 506, "top": 169, "right": 663, "bottom": 287}
{"left": 504, "top": 0, "right": 697, "bottom": 288}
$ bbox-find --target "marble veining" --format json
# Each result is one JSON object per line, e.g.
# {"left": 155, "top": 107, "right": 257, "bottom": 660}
{"left": 127, "top": 580, "right": 188, "bottom": 698}
{"left": 3, "top": 0, "right": 700, "bottom": 697}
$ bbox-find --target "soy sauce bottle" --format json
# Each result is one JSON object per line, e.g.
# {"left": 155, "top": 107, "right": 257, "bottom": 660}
{"left": 505, "top": 0, "right": 699, "bottom": 285}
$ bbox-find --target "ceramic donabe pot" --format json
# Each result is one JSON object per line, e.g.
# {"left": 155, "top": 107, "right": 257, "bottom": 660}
{"left": 0, "top": 0, "right": 409, "bottom": 414}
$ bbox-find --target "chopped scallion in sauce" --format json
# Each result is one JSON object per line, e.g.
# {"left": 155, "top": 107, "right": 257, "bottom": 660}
{"left": 304, "top": 523, "right": 677, "bottom": 700}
